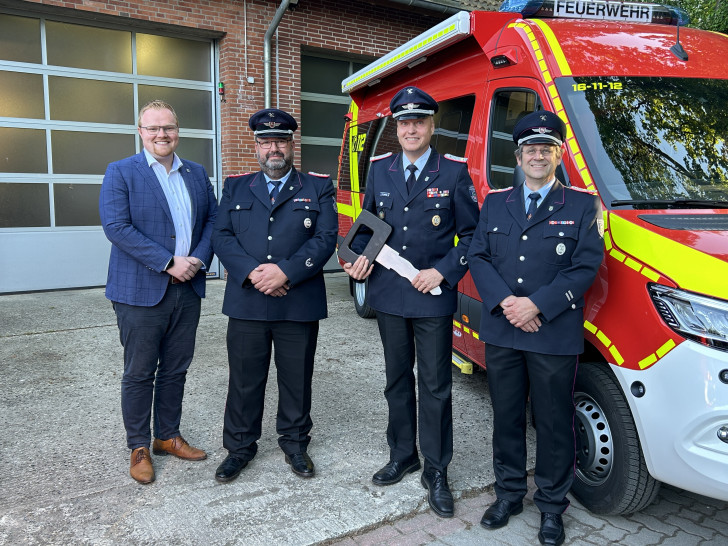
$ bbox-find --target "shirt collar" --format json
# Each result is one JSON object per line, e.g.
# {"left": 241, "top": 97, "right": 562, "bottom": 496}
{"left": 143, "top": 148, "right": 182, "bottom": 173}
{"left": 523, "top": 177, "right": 556, "bottom": 204}
{"left": 401, "top": 146, "right": 432, "bottom": 174}
{"left": 264, "top": 168, "right": 293, "bottom": 185}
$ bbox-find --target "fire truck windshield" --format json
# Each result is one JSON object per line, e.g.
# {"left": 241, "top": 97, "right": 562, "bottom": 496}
{"left": 556, "top": 76, "right": 728, "bottom": 208}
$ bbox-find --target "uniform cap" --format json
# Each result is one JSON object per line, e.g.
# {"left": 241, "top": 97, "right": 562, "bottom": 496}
{"left": 390, "top": 86, "right": 439, "bottom": 120}
{"left": 513, "top": 111, "right": 566, "bottom": 146}
{"left": 249, "top": 108, "right": 298, "bottom": 137}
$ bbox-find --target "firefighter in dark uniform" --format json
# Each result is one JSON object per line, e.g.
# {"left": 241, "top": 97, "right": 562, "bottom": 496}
{"left": 212, "top": 108, "right": 338, "bottom": 483}
{"left": 467, "top": 111, "right": 604, "bottom": 546}
{"left": 344, "top": 86, "right": 480, "bottom": 518}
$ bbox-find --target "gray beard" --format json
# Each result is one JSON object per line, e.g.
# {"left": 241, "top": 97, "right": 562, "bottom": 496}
{"left": 259, "top": 155, "right": 292, "bottom": 179}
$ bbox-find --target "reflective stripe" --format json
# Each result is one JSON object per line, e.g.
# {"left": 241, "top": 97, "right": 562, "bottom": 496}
{"left": 610, "top": 214, "right": 728, "bottom": 299}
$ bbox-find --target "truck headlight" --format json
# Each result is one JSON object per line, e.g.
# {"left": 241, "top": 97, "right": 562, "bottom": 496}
{"left": 649, "top": 284, "right": 728, "bottom": 351}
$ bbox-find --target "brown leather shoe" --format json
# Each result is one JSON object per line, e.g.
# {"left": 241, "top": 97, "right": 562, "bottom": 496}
{"left": 152, "top": 436, "right": 207, "bottom": 461}
{"left": 130, "top": 447, "right": 155, "bottom": 484}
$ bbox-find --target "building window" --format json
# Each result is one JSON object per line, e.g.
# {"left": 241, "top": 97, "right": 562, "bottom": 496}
{"left": 300, "top": 54, "right": 369, "bottom": 180}
{"left": 0, "top": 12, "right": 216, "bottom": 230}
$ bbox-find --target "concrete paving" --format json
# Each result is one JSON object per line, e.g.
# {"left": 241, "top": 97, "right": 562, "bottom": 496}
{"left": 1, "top": 273, "right": 725, "bottom": 545}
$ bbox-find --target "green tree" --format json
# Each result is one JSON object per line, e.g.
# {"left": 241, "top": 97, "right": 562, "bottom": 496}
{"left": 678, "top": 0, "right": 728, "bottom": 33}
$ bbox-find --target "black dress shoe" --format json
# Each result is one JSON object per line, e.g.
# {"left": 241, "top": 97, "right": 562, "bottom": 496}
{"left": 372, "top": 456, "right": 421, "bottom": 486}
{"left": 285, "top": 452, "right": 315, "bottom": 478}
{"left": 420, "top": 469, "right": 454, "bottom": 518}
{"left": 539, "top": 512, "right": 565, "bottom": 546}
{"left": 480, "top": 498, "right": 524, "bottom": 529}
{"left": 215, "top": 454, "right": 248, "bottom": 483}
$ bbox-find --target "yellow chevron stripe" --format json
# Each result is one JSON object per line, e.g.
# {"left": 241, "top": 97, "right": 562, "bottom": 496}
{"left": 638, "top": 339, "right": 677, "bottom": 370}
{"left": 584, "top": 320, "right": 624, "bottom": 365}
{"left": 609, "top": 214, "right": 728, "bottom": 299}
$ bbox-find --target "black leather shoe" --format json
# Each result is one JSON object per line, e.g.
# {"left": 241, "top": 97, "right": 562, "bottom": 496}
{"left": 480, "top": 499, "right": 524, "bottom": 529}
{"left": 372, "top": 456, "right": 421, "bottom": 486}
{"left": 214, "top": 454, "right": 248, "bottom": 483}
{"left": 538, "top": 512, "right": 565, "bottom": 546}
{"left": 285, "top": 452, "right": 315, "bottom": 478}
{"left": 420, "top": 469, "right": 454, "bottom": 518}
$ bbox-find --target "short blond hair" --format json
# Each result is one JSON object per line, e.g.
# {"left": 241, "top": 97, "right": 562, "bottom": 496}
{"left": 137, "top": 100, "right": 178, "bottom": 127}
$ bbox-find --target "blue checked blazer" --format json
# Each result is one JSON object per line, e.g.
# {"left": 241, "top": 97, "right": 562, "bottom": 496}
{"left": 99, "top": 152, "right": 218, "bottom": 306}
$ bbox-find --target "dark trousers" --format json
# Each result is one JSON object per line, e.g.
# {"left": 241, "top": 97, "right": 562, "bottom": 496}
{"left": 114, "top": 283, "right": 201, "bottom": 450}
{"left": 222, "top": 318, "right": 319, "bottom": 459}
{"left": 485, "top": 344, "right": 577, "bottom": 514}
{"left": 376, "top": 312, "right": 453, "bottom": 472}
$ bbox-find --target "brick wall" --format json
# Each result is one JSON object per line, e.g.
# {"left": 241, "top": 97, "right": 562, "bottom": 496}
{"left": 18, "top": 0, "right": 442, "bottom": 176}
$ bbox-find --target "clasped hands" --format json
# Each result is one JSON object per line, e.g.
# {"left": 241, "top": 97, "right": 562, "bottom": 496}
{"left": 501, "top": 295, "right": 541, "bottom": 333}
{"left": 167, "top": 256, "right": 202, "bottom": 282}
{"left": 248, "top": 263, "right": 289, "bottom": 297}
{"left": 343, "top": 255, "right": 443, "bottom": 294}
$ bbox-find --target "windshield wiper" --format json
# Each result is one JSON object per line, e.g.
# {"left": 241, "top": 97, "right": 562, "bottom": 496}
{"left": 611, "top": 198, "right": 728, "bottom": 209}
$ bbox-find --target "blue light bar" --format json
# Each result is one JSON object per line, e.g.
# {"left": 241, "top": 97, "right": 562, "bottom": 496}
{"left": 499, "top": 0, "right": 690, "bottom": 26}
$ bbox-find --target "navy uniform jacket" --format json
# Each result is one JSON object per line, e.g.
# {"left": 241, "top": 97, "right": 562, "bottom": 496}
{"left": 361, "top": 148, "right": 479, "bottom": 318}
{"left": 212, "top": 168, "right": 338, "bottom": 322}
{"left": 467, "top": 180, "right": 604, "bottom": 355}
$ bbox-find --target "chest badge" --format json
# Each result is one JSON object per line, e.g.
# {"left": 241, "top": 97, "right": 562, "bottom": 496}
{"left": 556, "top": 243, "right": 566, "bottom": 255}
{"left": 379, "top": 210, "right": 386, "bottom": 220}
{"left": 432, "top": 214, "right": 441, "bottom": 227}
{"left": 304, "top": 218, "right": 312, "bottom": 229}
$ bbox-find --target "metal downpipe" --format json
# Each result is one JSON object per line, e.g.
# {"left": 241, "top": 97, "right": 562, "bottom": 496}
{"left": 264, "top": 0, "right": 292, "bottom": 108}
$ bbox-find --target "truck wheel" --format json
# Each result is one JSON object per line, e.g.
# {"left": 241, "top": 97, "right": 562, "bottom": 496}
{"left": 571, "top": 363, "right": 660, "bottom": 515}
{"left": 353, "top": 279, "right": 376, "bottom": 319}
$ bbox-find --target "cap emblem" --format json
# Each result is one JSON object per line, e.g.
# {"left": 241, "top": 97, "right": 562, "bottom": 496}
{"left": 263, "top": 121, "right": 281, "bottom": 128}
{"left": 404, "top": 103, "right": 419, "bottom": 110}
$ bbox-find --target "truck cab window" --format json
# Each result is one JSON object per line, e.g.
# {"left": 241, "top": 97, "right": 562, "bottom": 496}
{"left": 361, "top": 95, "right": 476, "bottom": 191}
{"left": 489, "top": 90, "right": 538, "bottom": 189}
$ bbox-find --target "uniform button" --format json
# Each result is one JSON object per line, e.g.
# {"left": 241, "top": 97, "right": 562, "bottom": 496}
{"left": 559, "top": 231, "right": 564, "bottom": 237}
{"left": 379, "top": 201, "right": 384, "bottom": 206}
{"left": 403, "top": 226, "right": 408, "bottom": 231}
{"left": 517, "top": 278, "right": 523, "bottom": 283}
{"left": 404, "top": 207, "right": 409, "bottom": 212}
{"left": 493, "top": 227, "right": 498, "bottom": 231}
{"left": 305, "top": 206, "right": 310, "bottom": 210}
{"left": 402, "top": 245, "right": 407, "bottom": 250}
{"left": 270, "top": 217, "right": 274, "bottom": 222}
{"left": 267, "top": 255, "right": 272, "bottom": 260}
{"left": 571, "top": 304, "right": 576, "bottom": 309}
{"left": 236, "top": 205, "right": 241, "bottom": 210}
{"left": 268, "top": 235, "right": 273, "bottom": 240}
{"left": 519, "top": 256, "right": 525, "bottom": 261}
{"left": 435, "top": 203, "right": 440, "bottom": 208}
{"left": 522, "top": 235, "right": 528, "bottom": 241}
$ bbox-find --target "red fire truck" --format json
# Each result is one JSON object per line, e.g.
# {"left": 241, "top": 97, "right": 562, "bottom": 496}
{"left": 335, "top": 1, "right": 728, "bottom": 515}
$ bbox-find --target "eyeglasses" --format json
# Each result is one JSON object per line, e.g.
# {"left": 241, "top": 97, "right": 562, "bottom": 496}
{"left": 523, "top": 146, "right": 557, "bottom": 158}
{"left": 140, "top": 125, "right": 179, "bottom": 134}
{"left": 256, "top": 139, "right": 291, "bottom": 149}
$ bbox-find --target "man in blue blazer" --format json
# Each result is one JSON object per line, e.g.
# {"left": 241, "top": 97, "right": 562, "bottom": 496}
{"left": 212, "top": 108, "right": 337, "bottom": 483}
{"left": 100, "top": 100, "right": 218, "bottom": 484}
{"left": 467, "top": 111, "right": 604, "bottom": 546}
{"left": 344, "top": 87, "right": 480, "bottom": 518}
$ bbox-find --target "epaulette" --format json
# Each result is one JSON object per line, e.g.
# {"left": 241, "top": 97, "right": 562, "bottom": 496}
{"left": 488, "top": 186, "right": 513, "bottom": 193}
{"left": 308, "top": 171, "right": 330, "bottom": 178}
{"left": 370, "top": 152, "right": 393, "bottom": 162}
{"left": 226, "top": 172, "right": 254, "bottom": 178}
{"left": 568, "top": 185, "right": 598, "bottom": 195}
{"left": 444, "top": 153, "right": 468, "bottom": 163}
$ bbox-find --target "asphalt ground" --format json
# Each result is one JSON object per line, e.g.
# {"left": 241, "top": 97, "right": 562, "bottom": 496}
{"left": 1, "top": 272, "right": 725, "bottom": 545}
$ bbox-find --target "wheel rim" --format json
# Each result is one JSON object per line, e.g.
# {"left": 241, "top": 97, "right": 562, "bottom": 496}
{"left": 355, "top": 281, "right": 366, "bottom": 307}
{"left": 573, "top": 392, "right": 614, "bottom": 486}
